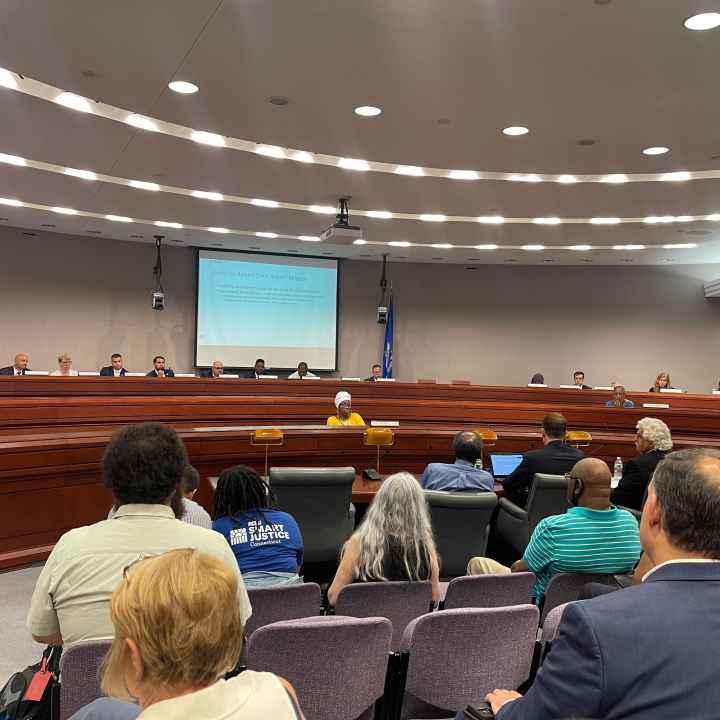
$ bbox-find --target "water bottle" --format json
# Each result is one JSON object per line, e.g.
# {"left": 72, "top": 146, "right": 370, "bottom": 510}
{"left": 612, "top": 457, "right": 623, "bottom": 488}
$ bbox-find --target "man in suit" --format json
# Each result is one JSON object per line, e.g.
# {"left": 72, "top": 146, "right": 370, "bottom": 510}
{"left": 99, "top": 353, "right": 128, "bottom": 377}
{"left": 146, "top": 355, "right": 175, "bottom": 378}
{"left": 573, "top": 370, "right": 592, "bottom": 389}
{"left": 421, "top": 431, "right": 494, "bottom": 492}
{"left": 470, "top": 448, "right": 720, "bottom": 720}
{"left": 202, "top": 360, "right": 224, "bottom": 379}
{"left": 502, "top": 413, "right": 584, "bottom": 506}
{"left": 611, "top": 417, "right": 672, "bottom": 510}
{"left": 0, "top": 352, "right": 30, "bottom": 375}
{"left": 365, "top": 363, "right": 382, "bottom": 381}
{"left": 245, "top": 358, "right": 265, "bottom": 379}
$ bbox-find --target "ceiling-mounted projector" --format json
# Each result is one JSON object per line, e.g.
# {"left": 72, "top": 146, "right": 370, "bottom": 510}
{"left": 320, "top": 196, "right": 365, "bottom": 244}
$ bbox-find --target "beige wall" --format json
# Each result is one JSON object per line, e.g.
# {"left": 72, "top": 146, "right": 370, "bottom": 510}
{"left": 2, "top": 227, "right": 720, "bottom": 393}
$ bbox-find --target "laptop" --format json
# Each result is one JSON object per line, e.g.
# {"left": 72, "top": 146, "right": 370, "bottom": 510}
{"left": 490, "top": 453, "right": 524, "bottom": 478}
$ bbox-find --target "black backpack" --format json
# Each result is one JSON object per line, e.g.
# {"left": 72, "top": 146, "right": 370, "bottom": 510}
{"left": 0, "top": 646, "right": 61, "bottom": 720}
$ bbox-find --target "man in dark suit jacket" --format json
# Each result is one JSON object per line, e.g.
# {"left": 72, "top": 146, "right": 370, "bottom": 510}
{"left": 146, "top": 355, "right": 175, "bottom": 377}
{"left": 0, "top": 352, "right": 30, "bottom": 375}
{"left": 201, "top": 360, "right": 224, "bottom": 379}
{"left": 611, "top": 417, "right": 672, "bottom": 511}
{"left": 245, "top": 358, "right": 265, "bottom": 379}
{"left": 470, "top": 448, "right": 720, "bottom": 720}
{"left": 365, "top": 363, "right": 382, "bottom": 382}
{"left": 502, "top": 413, "right": 584, "bottom": 506}
{"left": 99, "top": 353, "right": 128, "bottom": 377}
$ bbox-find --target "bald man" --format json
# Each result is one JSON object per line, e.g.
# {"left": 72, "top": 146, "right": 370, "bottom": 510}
{"left": 468, "top": 458, "right": 641, "bottom": 599}
{"left": 0, "top": 353, "right": 30, "bottom": 376}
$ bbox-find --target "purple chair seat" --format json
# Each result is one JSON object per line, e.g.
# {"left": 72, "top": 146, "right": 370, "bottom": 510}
{"left": 243, "top": 582, "right": 322, "bottom": 638}
{"left": 59, "top": 639, "right": 113, "bottom": 720}
{"left": 443, "top": 573, "right": 535, "bottom": 609}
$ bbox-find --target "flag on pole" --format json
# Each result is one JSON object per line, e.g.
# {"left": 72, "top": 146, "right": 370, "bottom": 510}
{"left": 382, "top": 293, "right": 394, "bottom": 378}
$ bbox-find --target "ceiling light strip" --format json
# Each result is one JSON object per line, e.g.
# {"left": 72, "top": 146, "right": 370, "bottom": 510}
{"left": 3, "top": 67, "right": 720, "bottom": 184}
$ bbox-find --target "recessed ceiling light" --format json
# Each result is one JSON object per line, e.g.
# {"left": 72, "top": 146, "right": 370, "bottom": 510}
{"left": 129, "top": 180, "right": 159, "bottom": 191}
{"left": 675, "top": 215, "right": 693, "bottom": 222}
{"left": 509, "top": 174, "right": 542, "bottom": 182}
{"left": 419, "top": 213, "right": 446, "bottom": 222}
{"left": 431, "top": 243, "right": 453, "bottom": 249}
{"left": 367, "top": 210, "right": 393, "bottom": 219}
{"left": 556, "top": 175, "right": 578, "bottom": 184}
{"left": 522, "top": 244, "right": 545, "bottom": 251}
{"left": 602, "top": 174, "right": 628, "bottom": 184}
{"left": 569, "top": 244, "right": 592, "bottom": 251}
{"left": 613, "top": 244, "right": 645, "bottom": 250}
{"left": 353, "top": 239, "right": 368, "bottom": 245}
{"left": 706, "top": 214, "right": 720, "bottom": 221}
{"left": 192, "top": 190, "right": 224, "bottom": 201}
{"left": 389, "top": 241, "right": 411, "bottom": 247}
{"left": 299, "top": 235, "right": 321, "bottom": 242}
{"left": 269, "top": 96, "right": 289, "bottom": 106}
{"left": 449, "top": 170, "right": 479, "bottom": 180}
{"left": 127, "top": 114, "right": 159, "bottom": 131}
{"left": 394, "top": 165, "right": 424, "bottom": 176}
{"left": 644, "top": 215, "right": 675, "bottom": 224}
{"left": 0, "top": 197, "right": 23, "bottom": 207}
{"left": 191, "top": 130, "right": 225, "bottom": 147}
{"left": 309, "top": 205, "right": 335, "bottom": 214}
{"left": 477, "top": 216, "right": 505, "bottom": 224}
{"left": 590, "top": 217, "right": 621, "bottom": 225}
{"left": 256, "top": 231, "right": 278, "bottom": 238}
{"left": 155, "top": 221, "right": 182, "bottom": 228}
{"left": 251, "top": 198, "right": 279, "bottom": 208}
{"left": 0, "top": 153, "right": 26, "bottom": 166}
{"left": 51, "top": 206, "right": 77, "bottom": 215}
{"left": 0, "top": 67, "right": 18, "bottom": 90}
{"left": 502, "top": 126, "right": 529, "bottom": 136}
{"left": 209, "top": 227, "right": 229, "bottom": 234}
{"left": 660, "top": 171, "right": 691, "bottom": 182}
{"left": 256, "top": 145, "right": 285, "bottom": 159}
{"left": 533, "top": 217, "right": 561, "bottom": 225}
{"left": 663, "top": 243, "right": 697, "bottom": 249}
{"left": 684, "top": 12, "right": 720, "bottom": 30}
{"left": 338, "top": 157, "right": 370, "bottom": 171}
{"left": 54, "top": 92, "right": 91, "bottom": 112}
{"left": 475, "top": 244, "right": 499, "bottom": 250}
{"left": 106, "top": 214, "right": 132, "bottom": 222}
{"left": 168, "top": 80, "right": 199, "bottom": 94}
{"left": 643, "top": 146, "right": 669, "bottom": 156}
{"left": 64, "top": 168, "right": 97, "bottom": 181}
{"left": 291, "top": 151, "right": 314, "bottom": 163}
{"left": 354, "top": 105, "right": 382, "bottom": 117}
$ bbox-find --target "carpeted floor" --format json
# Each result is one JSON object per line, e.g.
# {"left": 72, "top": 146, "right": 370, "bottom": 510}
{"left": 0, "top": 565, "right": 44, "bottom": 682}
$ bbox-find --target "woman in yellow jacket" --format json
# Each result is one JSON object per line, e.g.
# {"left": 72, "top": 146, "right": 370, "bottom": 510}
{"left": 327, "top": 391, "right": 365, "bottom": 426}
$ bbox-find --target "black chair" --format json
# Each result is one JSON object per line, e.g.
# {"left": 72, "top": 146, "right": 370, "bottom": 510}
{"left": 424, "top": 490, "right": 498, "bottom": 579}
{"left": 269, "top": 466, "right": 355, "bottom": 563}
{"left": 496, "top": 473, "right": 570, "bottom": 556}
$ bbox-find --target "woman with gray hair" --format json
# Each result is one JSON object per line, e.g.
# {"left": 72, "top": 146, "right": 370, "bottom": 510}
{"left": 327, "top": 472, "right": 440, "bottom": 605}
{"left": 611, "top": 417, "right": 673, "bottom": 511}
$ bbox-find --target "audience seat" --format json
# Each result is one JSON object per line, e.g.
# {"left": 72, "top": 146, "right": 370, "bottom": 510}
{"left": 334, "top": 581, "right": 433, "bottom": 650}
{"left": 244, "top": 582, "right": 322, "bottom": 639}
{"left": 247, "top": 615, "right": 392, "bottom": 720}
{"left": 269, "top": 466, "right": 355, "bottom": 563}
{"left": 398, "top": 606, "right": 539, "bottom": 719}
{"left": 58, "top": 639, "right": 112, "bottom": 720}
{"left": 425, "top": 490, "right": 497, "bottom": 579}
{"left": 540, "top": 601, "right": 571, "bottom": 660}
{"left": 540, "top": 572, "right": 616, "bottom": 623}
{"left": 442, "top": 572, "right": 535, "bottom": 610}
{"left": 496, "top": 473, "right": 570, "bottom": 556}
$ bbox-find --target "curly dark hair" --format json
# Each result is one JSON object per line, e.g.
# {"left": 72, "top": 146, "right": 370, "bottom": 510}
{"left": 103, "top": 423, "right": 187, "bottom": 507}
{"left": 212, "top": 464, "right": 277, "bottom": 520}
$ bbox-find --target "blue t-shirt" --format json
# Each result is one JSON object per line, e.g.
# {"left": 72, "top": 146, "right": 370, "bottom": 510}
{"left": 213, "top": 509, "right": 303, "bottom": 574}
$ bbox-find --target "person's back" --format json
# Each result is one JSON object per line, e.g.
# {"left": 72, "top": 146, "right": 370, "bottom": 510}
{"left": 421, "top": 431, "right": 494, "bottom": 492}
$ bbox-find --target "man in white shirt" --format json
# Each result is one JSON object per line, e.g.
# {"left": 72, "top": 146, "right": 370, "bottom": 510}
{"left": 287, "top": 361, "right": 318, "bottom": 379}
{"left": 27, "top": 423, "right": 251, "bottom": 646}
{"left": 0, "top": 353, "right": 30, "bottom": 375}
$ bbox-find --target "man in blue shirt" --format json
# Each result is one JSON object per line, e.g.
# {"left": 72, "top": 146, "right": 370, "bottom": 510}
{"left": 605, "top": 383, "right": 635, "bottom": 408}
{"left": 421, "top": 431, "right": 494, "bottom": 492}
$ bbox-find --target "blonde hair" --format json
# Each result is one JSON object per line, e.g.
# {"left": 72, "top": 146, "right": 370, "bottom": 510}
{"left": 654, "top": 371, "right": 671, "bottom": 390}
{"left": 636, "top": 417, "right": 673, "bottom": 452}
{"left": 57, "top": 353, "right": 72, "bottom": 363}
{"left": 101, "top": 549, "right": 243, "bottom": 701}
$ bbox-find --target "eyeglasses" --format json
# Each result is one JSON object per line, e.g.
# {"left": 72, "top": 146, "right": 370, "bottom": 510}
{"left": 564, "top": 473, "right": 582, "bottom": 483}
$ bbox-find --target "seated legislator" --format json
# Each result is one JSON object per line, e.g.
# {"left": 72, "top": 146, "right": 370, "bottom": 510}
{"left": 69, "top": 550, "right": 303, "bottom": 720}
{"left": 365, "top": 363, "right": 382, "bottom": 381}
{"left": 49, "top": 352, "right": 79, "bottom": 376}
{"left": 245, "top": 358, "right": 266, "bottom": 379}
{"left": 26, "top": 422, "right": 251, "bottom": 646}
{"left": 327, "top": 391, "right": 365, "bottom": 426}
{"left": 470, "top": 458, "right": 640, "bottom": 600}
{"left": 421, "top": 431, "right": 494, "bottom": 492}
{"left": 0, "top": 352, "right": 30, "bottom": 375}
{"left": 649, "top": 370, "right": 673, "bottom": 392}
{"left": 100, "top": 353, "right": 128, "bottom": 376}
{"left": 212, "top": 465, "right": 303, "bottom": 588}
{"left": 502, "top": 413, "right": 584, "bottom": 507}
{"left": 529, "top": 372, "right": 544, "bottom": 384}
{"left": 572, "top": 370, "right": 592, "bottom": 389}
{"left": 605, "top": 383, "right": 635, "bottom": 408}
{"left": 611, "top": 417, "right": 673, "bottom": 511}
{"left": 146, "top": 355, "right": 175, "bottom": 377}
{"left": 328, "top": 472, "right": 441, "bottom": 605}
{"left": 202, "top": 359, "right": 224, "bottom": 378}
{"left": 287, "top": 361, "right": 318, "bottom": 379}
{"left": 470, "top": 449, "right": 720, "bottom": 720}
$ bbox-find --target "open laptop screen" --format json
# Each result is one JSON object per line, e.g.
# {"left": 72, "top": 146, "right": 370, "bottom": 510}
{"left": 490, "top": 453, "right": 524, "bottom": 477}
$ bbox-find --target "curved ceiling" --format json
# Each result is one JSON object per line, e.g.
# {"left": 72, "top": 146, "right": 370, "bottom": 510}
{"left": 0, "top": 0, "right": 719, "bottom": 265}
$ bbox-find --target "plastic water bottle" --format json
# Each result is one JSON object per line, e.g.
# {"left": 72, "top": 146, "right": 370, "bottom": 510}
{"left": 612, "top": 457, "right": 623, "bottom": 488}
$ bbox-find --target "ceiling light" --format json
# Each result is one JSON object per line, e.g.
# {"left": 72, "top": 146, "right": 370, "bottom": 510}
{"left": 569, "top": 245, "right": 592, "bottom": 251}
{"left": 449, "top": 170, "right": 479, "bottom": 180}
{"left": 395, "top": 165, "right": 424, "bottom": 176}
{"left": 0, "top": 153, "right": 26, "bottom": 166}
{"left": 209, "top": 227, "right": 229, "bottom": 234}
{"left": 522, "top": 244, "right": 545, "bottom": 251}
{"left": 509, "top": 173, "right": 542, "bottom": 182}
{"left": 502, "top": 126, "right": 529, "bottom": 136}
{"left": 613, "top": 244, "right": 645, "bottom": 250}
{"left": 299, "top": 235, "right": 321, "bottom": 242}
{"left": 64, "top": 168, "right": 97, "bottom": 181}
{"left": 602, "top": 174, "right": 628, "bottom": 184}
{"left": 291, "top": 151, "right": 314, "bottom": 163}
{"left": 256, "top": 145, "right": 286, "bottom": 159}
{"left": 660, "top": 171, "right": 691, "bottom": 182}
{"left": 389, "top": 241, "right": 411, "bottom": 247}
{"left": 168, "top": 80, "right": 199, "bottom": 94}
{"left": 367, "top": 210, "right": 393, "bottom": 219}
{"left": 251, "top": 198, "right": 279, "bottom": 208}
{"left": 420, "top": 214, "right": 447, "bottom": 222}
{"left": 129, "top": 180, "right": 159, "bottom": 191}
{"left": 590, "top": 217, "right": 621, "bottom": 225}
{"left": 127, "top": 114, "right": 159, "bottom": 132}
{"left": 54, "top": 92, "right": 91, "bottom": 112}
{"left": 663, "top": 243, "right": 697, "bottom": 249}
{"left": 706, "top": 214, "right": 720, "bottom": 221}
{"left": 533, "top": 217, "right": 561, "bottom": 225}
{"left": 106, "top": 214, "right": 132, "bottom": 222}
{"left": 191, "top": 130, "right": 225, "bottom": 147}
{"left": 353, "top": 239, "right": 368, "bottom": 245}
{"left": 0, "top": 67, "right": 18, "bottom": 90}
{"left": 675, "top": 215, "right": 693, "bottom": 222}
{"left": 192, "top": 190, "right": 223, "bottom": 201}
{"left": 155, "top": 221, "right": 182, "bottom": 228}
{"left": 684, "top": 12, "right": 720, "bottom": 30}
{"left": 643, "top": 146, "right": 669, "bottom": 156}
{"left": 338, "top": 157, "right": 370, "bottom": 171}
{"left": 643, "top": 215, "right": 675, "bottom": 224}
{"left": 309, "top": 205, "right": 335, "bottom": 215}
{"left": 475, "top": 244, "right": 498, "bottom": 250}
{"left": 556, "top": 175, "right": 578, "bottom": 184}
{"left": 0, "top": 197, "right": 23, "bottom": 207}
{"left": 431, "top": 243, "right": 453, "bottom": 249}
{"left": 477, "top": 216, "right": 505, "bottom": 224}
{"left": 256, "top": 231, "right": 278, "bottom": 238}
{"left": 51, "top": 207, "right": 77, "bottom": 215}
{"left": 354, "top": 105, "right": 382, "bottom": 117}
